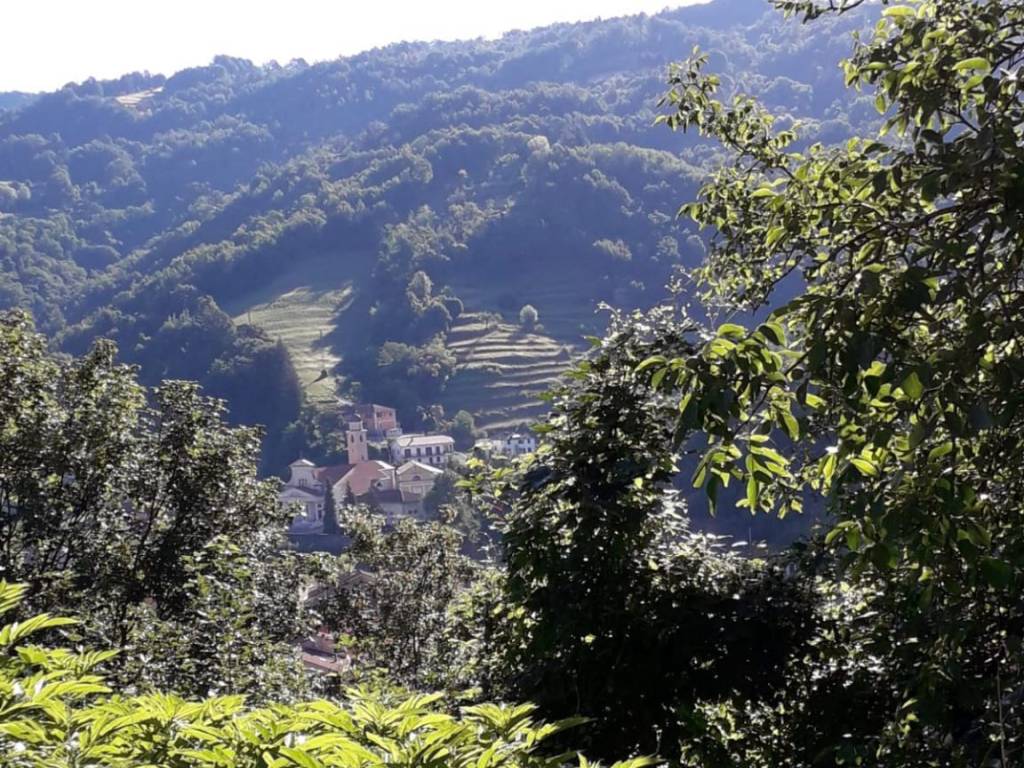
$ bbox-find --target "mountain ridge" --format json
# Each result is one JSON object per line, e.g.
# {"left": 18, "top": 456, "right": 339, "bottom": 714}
{"left": 0, "top": 0, "right": 876, "bottom": 470}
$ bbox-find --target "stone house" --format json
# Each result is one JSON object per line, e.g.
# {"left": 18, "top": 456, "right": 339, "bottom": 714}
{"left": 501, "top": 432, "right": 538, "bottom": 456}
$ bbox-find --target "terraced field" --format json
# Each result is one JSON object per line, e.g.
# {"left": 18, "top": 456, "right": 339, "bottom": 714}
{"left": 442, "top": 313, "right": 576, "bottom": 433}
{"left": 221, "top": 256, "right": 595, "bottom": 425}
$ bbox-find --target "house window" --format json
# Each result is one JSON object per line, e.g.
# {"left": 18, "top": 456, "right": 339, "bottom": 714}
{"left": 404, "top": 448, "right": 411, "bottom": 458}
{"left": 298, "top": 478, "right": 308, "bottom": 487}
{"left": 316, "top": 503, "right": 324, "bottom": 519}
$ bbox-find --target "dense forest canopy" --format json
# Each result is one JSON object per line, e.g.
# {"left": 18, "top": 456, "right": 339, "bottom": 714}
{"left": 0, "top": 0, "right": 878, "bottom": 473}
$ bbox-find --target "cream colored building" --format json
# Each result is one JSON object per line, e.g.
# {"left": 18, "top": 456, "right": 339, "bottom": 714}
{"left": 388, "top": 433, "right": 455, "bottom": 467}
{"left": 396, "top": 460, "right": 444, "bottom": 496}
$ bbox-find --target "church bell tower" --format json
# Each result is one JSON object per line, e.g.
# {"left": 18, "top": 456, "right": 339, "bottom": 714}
{"left": 346, "top": 419, "right": 369, "bottom": 464}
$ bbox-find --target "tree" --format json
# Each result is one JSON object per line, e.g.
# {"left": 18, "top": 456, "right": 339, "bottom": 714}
{"left": 469, "top": 305, "right": 816, "bottom": 760}
{"left": 0, "top": 582, "right": 655, "bottom": 768}
{"left": 407, "top": 269, "right": 434, "bottom": 304}
{"left": 117, "top": 532, "right": 311, "bottom": 700}
{"left": 518, "top": 304, "right": 539, "bottom": 331}
{"left": 636, "top": 0, "right": 1024, "bottom": 762}
{"left": 448, "top": 409, "right": 478, "bottom": 451}
{"left": 323, "top": 480, "right": 341, "bottom": 535}
{"left": 320, "top": 509, "right": 478, "bottom": 689}
{"left": 0, "top": 310, "right": 312, "bottom": 699}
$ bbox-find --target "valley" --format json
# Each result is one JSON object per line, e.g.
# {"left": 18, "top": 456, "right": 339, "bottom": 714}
{"left": 0, "top": 0, "right": 876, "bottom": 472}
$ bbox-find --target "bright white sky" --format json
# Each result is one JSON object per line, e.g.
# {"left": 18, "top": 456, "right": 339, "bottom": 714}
{"left": 1, "top": 0, "right": 706, "bottom": 93}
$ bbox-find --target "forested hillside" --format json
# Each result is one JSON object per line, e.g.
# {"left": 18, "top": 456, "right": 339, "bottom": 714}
{"left": 4, "top": 0, "right": 1024, "bottom": 765}
{"left": 0, "top": 0, "right": 876, "bottom": 470}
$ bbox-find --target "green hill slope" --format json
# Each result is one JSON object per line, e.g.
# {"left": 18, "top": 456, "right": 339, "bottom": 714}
{"left": 443, "top": 313, "right": 573, "bottom": 432}
{"left": 0, "top": 0, "right": 879, "bottom": 465}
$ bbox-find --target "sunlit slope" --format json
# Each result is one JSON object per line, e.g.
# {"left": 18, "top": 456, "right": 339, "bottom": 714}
{"left": 224, "top": 258, "right": 355, "bottom": 402}
{"left": 442, "top": 312, "right": 576, "bottom": 433}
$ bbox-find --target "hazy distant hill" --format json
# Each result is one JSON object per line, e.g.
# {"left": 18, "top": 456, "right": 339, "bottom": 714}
{"left": 0, "top": 0, "right": 876, "bottom": 470}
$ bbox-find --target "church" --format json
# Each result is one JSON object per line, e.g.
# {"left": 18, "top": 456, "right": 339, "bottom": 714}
{"left": 279, "top": 419, "right": 444, "bottom": 532}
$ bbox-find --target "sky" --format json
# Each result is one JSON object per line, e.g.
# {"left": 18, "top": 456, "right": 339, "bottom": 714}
{"left": 1, "top": 0, "right": 706, "bottom": 93}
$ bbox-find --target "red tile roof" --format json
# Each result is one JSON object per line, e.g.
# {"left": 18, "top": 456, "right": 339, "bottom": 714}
{"left": 316, "top": 463, "right": 353, "bottom": 486}
{"left": 343, "top": 461, "right": 395, "bottom": 496}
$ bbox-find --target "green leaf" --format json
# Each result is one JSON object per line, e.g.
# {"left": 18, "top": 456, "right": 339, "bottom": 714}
{"left": 850, "top": 457, "right": 878, "bottom": 477}
{"left": 678, "top": 391, "right": 693, "bottom": 416}
{"left": 882, "top": 5, "right": 916, "bottom": 18}
{"left": 707, "top": 473, "right": 720, "bottom": 516}
{"left": 635, "top": 355, "right": 666, "bottom": 373}
{"left": 780, "top": 409, "right": 800, "bottom": 440}
{"left": 870, "top": 542, "right": 898, "bottom": 570}
{"left": 900, "top": 371, "right": 924, "bottom": 400}
{"left": 805, "top": 393, "right": 825, "bottom": 409}
{"left": 278, "top": 747, "right": 324, "bottom": 768}
{"left": 980, "top": 557, "right": 1012, "bottom": 589}
{"left": 758, "top": 321, "right": 786, "bottom": 346}
{"left": 716, "top": 323, "right": 747, "bottom": 340}
{"left": 823, "top": 452, "right": 838, "bottom": 485}
{"left": 952, "top": 57, "right": 990, "bottom": 73}
{"left": 927, "top": 441, "right": 953, "bottom": 461}
{"left": 745, "top": 476, "right": 758, "bottom": 512}
{"left": 962, "top": 73, "right": 986, "bottom": 90}
{"left": 825, "top": 521, "right": 856, "bottom": 547}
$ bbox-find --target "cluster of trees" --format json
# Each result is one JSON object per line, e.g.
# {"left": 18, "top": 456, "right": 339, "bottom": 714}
{"left": 0, "top": 310, "right": 311, "bottom": 699}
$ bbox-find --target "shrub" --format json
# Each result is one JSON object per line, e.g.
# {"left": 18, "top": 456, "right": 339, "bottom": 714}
{"left": 0, "top": 581, "right": 657, "bottom": 768}
{"left": 518, "top": 304, "right": 539, "bottom": 330}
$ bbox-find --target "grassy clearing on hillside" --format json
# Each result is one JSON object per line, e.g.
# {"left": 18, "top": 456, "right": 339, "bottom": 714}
{"left": 225, "top": 257, "right": 357, "bottom": 402}
{"left": 444, "top": 264, "right": 604, "bottom": 431}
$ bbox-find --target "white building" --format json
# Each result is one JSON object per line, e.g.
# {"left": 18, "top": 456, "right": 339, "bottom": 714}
{"left": 279, "top": 458, "right": 326, "bottom": 531}
{"left": 472, "top": 433, "right": 539, "bottom": 458}
{"left": 502, "top": 432, "right": 538, "bottom": 457}
{"left": 388, "top": 433, "right": 455, "bottom": 467}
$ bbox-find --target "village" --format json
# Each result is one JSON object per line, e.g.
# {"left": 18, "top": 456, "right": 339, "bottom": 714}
{"left": 283, "top": 404, "right": 540, "bottom": 674}
{"left": 279, "top": 402, "right": 538, "bottom": 536}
